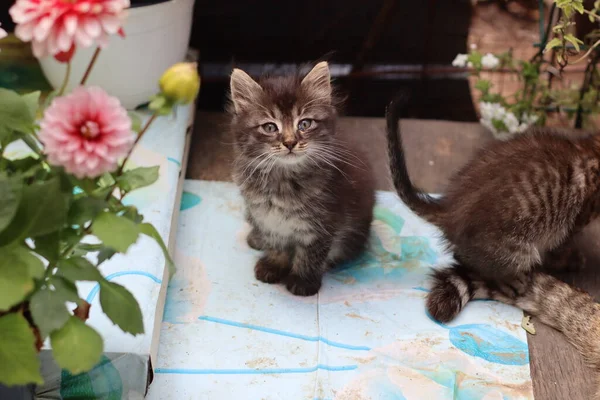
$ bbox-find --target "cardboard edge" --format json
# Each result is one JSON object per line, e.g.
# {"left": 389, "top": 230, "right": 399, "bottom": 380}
{"left": 148, "top": 104, "right": 196, "bottom": 375}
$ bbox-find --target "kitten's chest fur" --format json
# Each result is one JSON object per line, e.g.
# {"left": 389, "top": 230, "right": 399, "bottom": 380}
{"left": 243, "top": 171, "right": 333, "bottom": 243}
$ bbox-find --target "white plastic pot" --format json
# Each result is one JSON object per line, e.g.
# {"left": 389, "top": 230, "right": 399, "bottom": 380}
{"left": 38, "top": 0, "right": 196, "bottom": 109}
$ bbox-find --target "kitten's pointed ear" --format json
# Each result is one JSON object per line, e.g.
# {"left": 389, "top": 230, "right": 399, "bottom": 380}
{"left": 301, "top": 61, "right": 331, "bottom": 104}
{"left": 230, "top": 69, "right": 263, "bottom": 114}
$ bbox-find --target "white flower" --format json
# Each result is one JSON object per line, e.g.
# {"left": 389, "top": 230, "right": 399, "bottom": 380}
{"left": 504, "top": 112, "right": 520, "bottom": 133}
{"left": 479, "top": 102, "right": 506, "bottom": 121}
{"left": 470, "top": 43, "right": 478, "bottom": 50}
{"left": 481, "top": 53, "right": 499, "bottom": 69}
{"left": 452, "top": 54, "right": 468, "bottom": 67}
{"left": 517, "top": 123, "right": 529, "bottom": 133}
{"left": 0, "top": 23, "right": 6, "bottom": 40}
{"left": 522, "top": 113, "right": 539, "bottom": 125}
{"left": 467, "top": 61, "right": 474, "bottom": 68}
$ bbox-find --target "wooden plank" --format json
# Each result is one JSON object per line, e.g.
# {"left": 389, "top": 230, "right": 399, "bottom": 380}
{"left": 187, "top": 111, "right": 599, "bottom": 399}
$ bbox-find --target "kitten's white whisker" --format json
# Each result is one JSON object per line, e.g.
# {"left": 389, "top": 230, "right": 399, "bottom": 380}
{"left": 311, "top": 144, "right": 367, "bottom": 167}
{"left": 239, "top": 152, "right": 277, "bottom": 187}
{"left": 309, "top": 148, "right": 366, "bottom": 171}
{"left": 238, "top": 151, "right": 271, "bottom": 177}
{"left": 308, "top": 153, "right": 352, "bottom": 183}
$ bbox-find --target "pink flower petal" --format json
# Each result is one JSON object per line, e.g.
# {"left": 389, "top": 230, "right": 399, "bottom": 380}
{"left": 15, "top": 22, "right": 35, "bottom": 41}
{"left": 63, "top": 14, "right": 78, "bottom": 36}
{"left": 31, "top": 39, "right": 46, "bottom": 58}
{"left": 33, "top": 16, "right": 53, "bottom": 41}
{"left": 99, "top": 14, "right": 119, "bottom": 34}
{"left": 83, "top": 16, "right": 101, "bottom": 38}
{"left": 11, "top": 0, "right": 128, "bottom": 57}
{"left": 39, "top": 86, "right": 134, "bottom": 178}
{"left": 74, "top": 28, "right": 93, "bottom": 48}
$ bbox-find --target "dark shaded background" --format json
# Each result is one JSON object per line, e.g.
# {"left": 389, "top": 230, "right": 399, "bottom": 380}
{"left": 0, "top": 0, "right": 476, "bottom": 120}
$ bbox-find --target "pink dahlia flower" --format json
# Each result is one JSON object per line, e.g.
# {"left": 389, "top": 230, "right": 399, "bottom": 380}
{"left": 39, "top": 86, "right": 135, "bottom": 178}
{"left": 9, "top": 0, "right": 129, "bottom": 59}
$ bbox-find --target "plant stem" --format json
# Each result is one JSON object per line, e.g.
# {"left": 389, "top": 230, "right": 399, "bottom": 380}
{"left": 21, "top": 134, "right": 43, "bottom": 156}
{"left": 117, "top": 113, "right": 159, "bottom": 176}
{"left": 58, "top": 61, "right": 72, "bottom": 96}
{"left": 80, "top": 47, "right": 102, "bottom": 86}
{"left": 571, "top": 38, "right": 600, "bottom": 64}
{"left": 104, "top": 112, "right": 160, "bottom": 202}
{"left": 582, "top": 9, "right": 600, "bottom": 22}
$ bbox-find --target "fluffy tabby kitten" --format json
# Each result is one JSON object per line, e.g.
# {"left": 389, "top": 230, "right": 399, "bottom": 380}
{"left": 387, "top": 96, "right": 600, "bottom": 394}
{"left": 229, "top": 62, "right": 375, "bottom": 296}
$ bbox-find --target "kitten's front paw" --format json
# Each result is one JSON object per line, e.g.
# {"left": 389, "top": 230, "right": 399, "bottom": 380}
{"left": 254, "top": 253, "right": 290, "bottom": 284}
{"left": 247, "top": 229, "right": 266, "bottom": 251}
{"left": 285, "top": 274, "right": 321, "bottom": 296}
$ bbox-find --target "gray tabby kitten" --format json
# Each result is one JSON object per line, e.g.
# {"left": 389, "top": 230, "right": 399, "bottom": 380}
{"left": 386, "top": 95, "right": 600, "bottom": 397}
{"left": 229, "top": 62, "right": 375, "bottom": 296}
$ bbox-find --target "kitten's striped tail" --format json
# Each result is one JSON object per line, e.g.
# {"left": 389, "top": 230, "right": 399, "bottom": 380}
{"left": 386, "top": 95, "right": 444, "bottom": 224}
{"left": 427, "top": 266, "right": 600, "bottom": 398}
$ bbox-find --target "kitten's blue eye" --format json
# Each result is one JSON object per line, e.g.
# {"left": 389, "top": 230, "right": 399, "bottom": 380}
{"left": 262, "top": 123, "right": 278, "bottom": 134}
{"left": 298, "top": 119, "right": 313, "bottom": 132}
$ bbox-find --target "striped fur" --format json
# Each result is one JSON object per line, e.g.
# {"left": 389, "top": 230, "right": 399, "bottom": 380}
{"left": 386, "top": 95, "right": 600, "bottom": 396}
{"left": 230, "top": 63, "right": 375, "bottom": 297}
{"left": 428, "top": 266, "right": 600, "bottom": 397}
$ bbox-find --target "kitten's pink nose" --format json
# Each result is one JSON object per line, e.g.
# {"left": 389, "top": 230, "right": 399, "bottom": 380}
{"left": 283, "top": 140, "right": 298, "bottom": 151}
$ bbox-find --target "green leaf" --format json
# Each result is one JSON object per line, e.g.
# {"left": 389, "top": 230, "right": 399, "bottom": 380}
{"left": 0, "top": 246, "right": 36, "bottom": 310}
{"left": 467, "top": 51, "right": 483, "bottom": 69}
{"left": 22, "top": 250, "right": 44, "bottom": 280}
{"left": 0, "top": 88, "right": 35, "bottom": 134}
{"left": 564, "top": 34, "right": 584, "bottom": 52}
{"left": 139, "top": 223, "right": 175, "bottom": 277}
{"left": 148, "top": 95, "right": 166, "bottom": 111}
{"left": 21, "top": 91, "right": 41, "bottom": 121}
{"left": 474, "top": 79, "right": 491, "bottom": 93}
{"left": 68, "top": 197, "right": 106, "bottom": 226}
{"left": 544, "top": 37, "right": 563, "bottom": 52}
{"left": 0, "top": 177, "right": 69, "bottom": 246}
{"left": 122, "top": 206, "right": 143, "bottom": 224}
{"left": 30, "top": 287, "right": 71, "bottom": 338}
{"left": 92, "top": 212, "right": 139, "bottom": 253}
{"left": 34, "top": 232, "right": 60, "bottom": 264}
{"left": 6, "top": 157, "right": 41, "bottom": 178}
{"left": 99, "top": 281, "right": 144, "bottom": 335}
{"left": 492, "top": 118, "right": 509, "bottom": 133}
{"left": 60, "top": 227, "right": 83, "bottom": 254}
{"left": 128, "top": 111, "right": 143, "bottom": 133}
{"left": 50, "top": 317, "right": 103, "bottom": 374}
{"left": 50, "top": 277, "right": 80, "bottom": 303}
{"left": 91, "top": 185, "right": 114, "bottom": 199}
{"left": 572, "top": 1, "right": 584, "bottom": 13}
{"left": 58, "top": 257, "right": 103, "bottom": 282}
{"left": 117, "top": 166, "right": 159, "bottom": 192}
{"left": 41, "top": 90, "right": 59, "bottom": 112}
{"left": 74, "top": 243, "right": 104, "bottom": 252}
{"left": 97, "top": 247, "right": 117, "bottom": 266}
{"left": 0, "top": 313, "right": 43, "bottom": 385}
{"left": 98, "top": 173, "right": 116, "bottom": 188}
{"left": 0, "top": 176, "right": 22, "bottom": 234}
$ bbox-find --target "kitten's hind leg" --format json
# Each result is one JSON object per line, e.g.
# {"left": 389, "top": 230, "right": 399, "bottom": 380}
{"left": 254, "top": 250, "right": 292, "bottom": 284}
{"left": 285, "top": 241, "right": 331, "bottom": 296}
{"left": 247, "top": 228, "right": 266, "bottom": 251}
{"left": 542, "top": 242, "right": 586, "bottom": 273}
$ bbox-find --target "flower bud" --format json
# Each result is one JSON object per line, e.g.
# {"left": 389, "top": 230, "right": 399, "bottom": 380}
{"left": 159, "top": 62, "right": 200, "bottom": 105}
